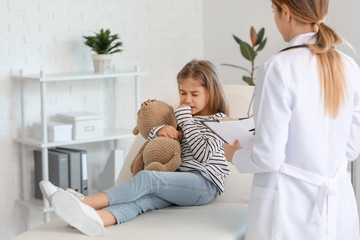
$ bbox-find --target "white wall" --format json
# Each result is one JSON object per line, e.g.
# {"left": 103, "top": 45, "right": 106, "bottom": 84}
{"left": 0, "top": 0, "right": 203, "bottom": 239}
{"left": 204, "top": 0, "right": 360, "bottom": 85}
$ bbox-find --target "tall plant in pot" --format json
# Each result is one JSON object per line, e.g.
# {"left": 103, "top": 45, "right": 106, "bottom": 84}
{"left": 83, "top": 28, "right": 123, "bottom": 74}
{"left": 222, "top": 26, "right": 267, "bottom": 86}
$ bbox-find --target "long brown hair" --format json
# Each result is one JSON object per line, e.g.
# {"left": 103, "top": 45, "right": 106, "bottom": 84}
{"left": 177, "top": 59, "right": 229, "bottom": 116}
{"left": 272, "top": 0, "right": 346, "bottom": 118}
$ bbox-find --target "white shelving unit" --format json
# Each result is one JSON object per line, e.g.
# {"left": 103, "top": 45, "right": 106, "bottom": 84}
{"left": 12, "top": 66, "right": 147, "bottom": 226}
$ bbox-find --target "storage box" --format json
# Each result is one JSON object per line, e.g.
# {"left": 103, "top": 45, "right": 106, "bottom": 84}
{"left": 56, "top": 112, "right": 104, "bottom": 140}
{"left": 34, "top": 121, "right": 73, "bottom": 142}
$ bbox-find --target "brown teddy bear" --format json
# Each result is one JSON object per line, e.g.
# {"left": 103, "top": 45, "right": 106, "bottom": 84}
{"left": 130, "top": 99, "right": 182, "bottom": 176}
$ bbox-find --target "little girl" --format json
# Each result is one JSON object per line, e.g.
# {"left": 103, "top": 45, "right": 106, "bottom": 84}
{"left": 40, "top": 59, "right": 230, "bottom": 236}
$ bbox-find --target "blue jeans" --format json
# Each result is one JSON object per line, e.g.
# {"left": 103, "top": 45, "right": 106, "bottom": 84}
{"left": 103, "top": 170, "right": 217, "bottom": 224}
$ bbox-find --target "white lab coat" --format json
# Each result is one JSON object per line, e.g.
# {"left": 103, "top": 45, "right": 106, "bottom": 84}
{"left": 232, "top": 32, "right": 360, "bottom": 240}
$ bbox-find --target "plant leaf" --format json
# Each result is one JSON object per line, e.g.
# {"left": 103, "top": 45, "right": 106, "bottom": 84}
{"left": 255, "top": 38, "right": 267, "bottom": 52}
{"left": 232, "top": 34, "right": 243, "bottom": 45}
{"left": 220, "top": 64, "right": 251, "bottom": 74}
{"left": 83, "top": 28, "right": 123, "bottom": 54}
{"left": 255, "top": 28, "right": 265, "bottom": 46}
{"left": 239, "top": 41, "right": 257, "bottom": 61}
{"left": 109, "top": 49, "right": 122, "bottom": 54}
{"left": 250, "top": 26, "right": 257, "bottom": 47}
{"left": 242, "top": 76, "right": 255, "bottom": 86}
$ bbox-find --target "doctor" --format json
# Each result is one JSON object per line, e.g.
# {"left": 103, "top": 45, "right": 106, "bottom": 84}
{"left": 223, "top": 0, "right": 360, "bottom": 239}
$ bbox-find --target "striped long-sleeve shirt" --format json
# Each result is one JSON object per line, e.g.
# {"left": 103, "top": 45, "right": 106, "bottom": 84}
{"left": 148, "top": 106, "right": 230, "bottom": 193}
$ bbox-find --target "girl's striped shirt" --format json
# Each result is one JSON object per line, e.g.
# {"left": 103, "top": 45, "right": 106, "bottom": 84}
{"left": 148, "top": 106, "right": 230, "bottom": 193}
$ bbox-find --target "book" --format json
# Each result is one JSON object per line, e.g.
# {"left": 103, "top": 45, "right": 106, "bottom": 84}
{"left": 34, "top": 150, "right": 69, "bottom": 200}
{"left": 202, "top": 117, "right": 255, "bottom": 148}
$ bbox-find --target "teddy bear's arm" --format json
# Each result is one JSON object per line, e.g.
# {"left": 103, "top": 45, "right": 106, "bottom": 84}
{"left": 130, "top": 142, "right": 148, "bottom": 176}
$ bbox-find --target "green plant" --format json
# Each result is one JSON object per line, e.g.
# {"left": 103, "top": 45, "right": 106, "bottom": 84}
{"left": 222, "top": 26, "right": 267, "bottom": 86}
{"left": 83, "top": 28, "right": 123, "bottom": 54}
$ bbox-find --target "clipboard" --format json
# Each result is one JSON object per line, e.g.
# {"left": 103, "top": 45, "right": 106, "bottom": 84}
{"left": 202, "top": 116, "right": 255, "bottom": 148}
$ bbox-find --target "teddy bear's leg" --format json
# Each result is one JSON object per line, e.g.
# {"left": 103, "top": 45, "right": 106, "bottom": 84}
{"left": 145, "top": 162, "right": 166, "bottom": 172}
{"left": 163, "top": 152, "right": 182, "bottom": 171}
{"left": 145, "top": 152, "right": 182, "bottom": 172}
{"left": 131, "top": 154, "right": 144, "bottom": 176}
{"left": 130, "top": 143, "right": 147, "bottom": 176}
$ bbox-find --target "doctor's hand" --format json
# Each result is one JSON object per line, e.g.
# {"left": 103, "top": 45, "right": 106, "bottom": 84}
{"left": 223, "top": 140, "right": 242, "bottom": 163}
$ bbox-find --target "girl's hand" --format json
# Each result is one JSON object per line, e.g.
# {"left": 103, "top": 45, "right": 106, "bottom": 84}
{"left": 223, "top": 140, "right": 242, "bottom": 163}
{"left": 177, "top": 104, "right": 189, "bottom": 109}
{"left": 157, "top": 125, "right": 181, "bottom": 140}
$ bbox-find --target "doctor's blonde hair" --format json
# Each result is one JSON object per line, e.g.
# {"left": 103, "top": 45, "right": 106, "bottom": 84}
{"left": 272, "top": 0, "right": 346, "bottom": 118}
{"left": 177, "top": 59, "right": 229, "bottom": 116}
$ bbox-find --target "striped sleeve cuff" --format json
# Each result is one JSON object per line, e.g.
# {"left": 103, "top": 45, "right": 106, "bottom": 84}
{"left": 147, "top": 124, "right": 165, "bottom": 142}
{"left": 174, "top": 107, "right": 192, "bottom": 127}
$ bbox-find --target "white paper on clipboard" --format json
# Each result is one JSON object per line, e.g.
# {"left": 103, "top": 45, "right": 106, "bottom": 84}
{"left": 203, "top": 117, "right": 255, "bottom": 148}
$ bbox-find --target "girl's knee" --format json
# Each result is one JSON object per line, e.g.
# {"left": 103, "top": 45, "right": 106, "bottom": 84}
{"left": 133, "top": 170, "right": 162, "bottom": 186}
{"left": 135, "top": 170, "right": 154, "bottom": 180}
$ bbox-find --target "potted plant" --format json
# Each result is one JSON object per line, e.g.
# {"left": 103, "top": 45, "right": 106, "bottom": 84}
{"left": 222, "top": 26, "right": 267, "bottom": 86}
{"left": 83, "top": 28, "right": 123, "bottom": 74}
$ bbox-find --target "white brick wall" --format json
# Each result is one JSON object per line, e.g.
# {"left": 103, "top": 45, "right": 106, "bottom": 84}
{"left": 0, "top": 0, "right": 203, "bottom": 239}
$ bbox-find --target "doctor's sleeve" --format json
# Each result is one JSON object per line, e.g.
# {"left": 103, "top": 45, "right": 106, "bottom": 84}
{"left": 232, "top": 61, "right": 292, "bottom": 173}
{"left": 346, "top": 79, "right": 360, "bottom": 161}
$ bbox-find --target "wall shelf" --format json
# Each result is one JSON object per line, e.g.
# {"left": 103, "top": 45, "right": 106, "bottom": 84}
{"left": 11, "top": 71, "right": 147, "bottom": 82}
{"left": 14, "top": 128, "right": 133, "bottom": 148}
{"left": 12, "top": 66, "right": 146, "bottom": 225}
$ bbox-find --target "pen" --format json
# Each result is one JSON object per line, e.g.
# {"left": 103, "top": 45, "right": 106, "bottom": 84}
{"left": 249, "top": 128, "right": 255, "bottom": 132}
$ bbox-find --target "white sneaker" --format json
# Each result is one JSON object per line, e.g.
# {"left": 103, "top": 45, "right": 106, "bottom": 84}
{"left": 52, "top": 190, "right": 104, "bottom": 237}
{"left": 65, "top": 188, "right": 85, "bottom": 201}
{"left": 39, "top": 180, "right": 59, "bottom": 203}
{"left": 39, "top": 180, "right": 84, "bottom": 204}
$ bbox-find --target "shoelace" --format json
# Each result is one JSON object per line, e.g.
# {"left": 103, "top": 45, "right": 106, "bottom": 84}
{"left": 66, "top": 188, "right": 85, "bottom": 201}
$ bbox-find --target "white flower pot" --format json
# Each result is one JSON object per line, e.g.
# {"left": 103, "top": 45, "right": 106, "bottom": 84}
{"left": 91, "top": 54, "right": 112, "bottom": 74}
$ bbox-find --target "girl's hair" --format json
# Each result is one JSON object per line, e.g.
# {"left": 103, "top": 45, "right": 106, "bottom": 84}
{"left": 272, "top": 0, "right": 346, "bottom": 118}
{"left": 177, "top": 59, "right": 229, "bottom": 116}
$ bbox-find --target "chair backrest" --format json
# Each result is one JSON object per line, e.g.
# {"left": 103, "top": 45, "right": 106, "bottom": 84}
{"left": 222, "top": 84, "right": 254, "bottom": 118}
{"left": 115, "top": 84, "right": 254, "bottom": 203}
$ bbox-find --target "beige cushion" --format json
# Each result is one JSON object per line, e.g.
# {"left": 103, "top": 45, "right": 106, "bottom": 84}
{"left": 222, "top": 84, "right": 254, "bottom": 118}
{"left": 11, "top": 202, "right": 248, "bottom": 240}
{"left": 115, "top": 135, "right": 146, "bottom": 186}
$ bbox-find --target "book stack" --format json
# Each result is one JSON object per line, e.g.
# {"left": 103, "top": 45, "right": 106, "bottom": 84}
{"left": 34, "top": 147, "right": 88, "bottom": 200}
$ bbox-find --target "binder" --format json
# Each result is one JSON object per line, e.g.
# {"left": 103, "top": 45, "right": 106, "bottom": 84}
{"left": 56, "top": 147, "right": 88, "bottom": 196}
{"left": 202, "top": 117, "right": 255, "bottom": 148}
{"left": 34, "top": 150, "right": 69, "bottom": 200}
{"left": 52, "top": 148, "right": 81, "bottom": 193}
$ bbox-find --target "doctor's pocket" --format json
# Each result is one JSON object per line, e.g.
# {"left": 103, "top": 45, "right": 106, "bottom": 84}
{"left": 245, "top": 186, "right": 278, "bottom": 240}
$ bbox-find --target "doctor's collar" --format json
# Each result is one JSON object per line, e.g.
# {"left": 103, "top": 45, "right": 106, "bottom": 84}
{"left": 288, "top": 32, "right": 317, "bottom": 47}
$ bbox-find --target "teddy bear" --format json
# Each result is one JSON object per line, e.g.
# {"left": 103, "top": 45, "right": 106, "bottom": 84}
{"left": 130, "top": 99, "right": 182, "bottom": 176}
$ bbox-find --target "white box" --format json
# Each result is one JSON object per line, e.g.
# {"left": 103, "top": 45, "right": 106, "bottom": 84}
{"left": 56, "top": 112, "right": 104, "bottom": 140}
{"left": 33, "top": 121, "right": 73, "bottom": 142}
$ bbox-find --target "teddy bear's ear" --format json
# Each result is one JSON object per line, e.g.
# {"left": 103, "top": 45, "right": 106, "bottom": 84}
{"left": 133, "top": 126, "right": 139, "bottom": 135}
